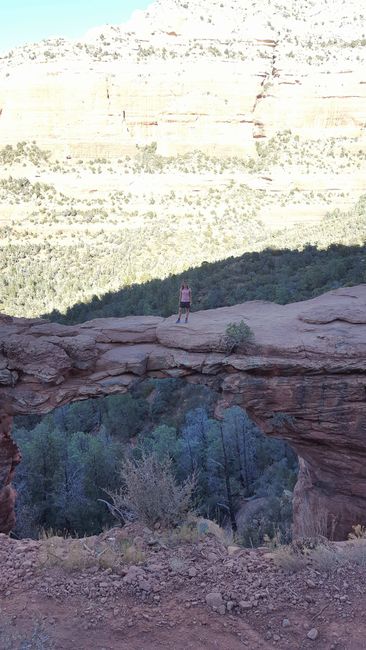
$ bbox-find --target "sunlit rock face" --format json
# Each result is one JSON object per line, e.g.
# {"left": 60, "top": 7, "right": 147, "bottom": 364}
{"left": 0, "top": 0, "right": 365, "bottom": 157}
{"left": 1, "top": 285, "right": 366, "bottom": 538}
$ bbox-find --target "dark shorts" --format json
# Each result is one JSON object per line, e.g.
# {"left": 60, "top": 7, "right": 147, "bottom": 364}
{"left": 180, "top": 302, "right": 191, "bottom": 309}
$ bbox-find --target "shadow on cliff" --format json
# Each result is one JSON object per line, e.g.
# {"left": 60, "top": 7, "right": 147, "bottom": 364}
{"left": 45, "top": 243, "right": 366, "bottom": 324}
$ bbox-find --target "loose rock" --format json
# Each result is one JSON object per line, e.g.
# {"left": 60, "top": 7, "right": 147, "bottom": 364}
{"left": 206, "top": 592, "right": 223, "bottom": 610}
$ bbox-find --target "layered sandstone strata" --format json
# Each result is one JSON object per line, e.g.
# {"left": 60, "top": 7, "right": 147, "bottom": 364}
{"left": 0, "top": 285, "right": 366, "bottom": 538}
{"left": 0, "top": 0, "right": 365, "bottom": 157}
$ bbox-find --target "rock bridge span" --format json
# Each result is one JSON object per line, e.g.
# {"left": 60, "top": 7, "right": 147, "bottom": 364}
{"left": 1, "top": 285, "right": 366, "bottom": 538}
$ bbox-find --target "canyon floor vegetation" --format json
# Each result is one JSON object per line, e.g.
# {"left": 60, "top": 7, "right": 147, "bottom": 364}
{"left": 13, "top": 383, "right": 297, "bottom": 546}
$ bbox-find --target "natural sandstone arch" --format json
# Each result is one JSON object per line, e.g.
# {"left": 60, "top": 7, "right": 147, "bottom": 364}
{"left": 1, "top": 285, "right": 366, "bottom": 538}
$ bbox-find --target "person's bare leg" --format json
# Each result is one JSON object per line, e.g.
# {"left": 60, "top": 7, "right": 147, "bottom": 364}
{"left": 185, "top": 307, "right": 190, "bottom": 322}
{"left": 176, "top": 307, "right": 182, "bottom": 323}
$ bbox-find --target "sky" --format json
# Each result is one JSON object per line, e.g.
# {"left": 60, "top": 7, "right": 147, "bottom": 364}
{"left": 0, "top": 0, "right": 152, "bottom": 52}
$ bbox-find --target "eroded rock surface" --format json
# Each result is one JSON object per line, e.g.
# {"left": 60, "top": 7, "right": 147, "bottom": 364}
{"left": 1, "top": 0, "right": 365, "bottom": 157}
{"left": 0, "top": 412, "right": 19, "bottom": 534}
{"left": 1, "top": 285, "right": 366, "bottom": 538}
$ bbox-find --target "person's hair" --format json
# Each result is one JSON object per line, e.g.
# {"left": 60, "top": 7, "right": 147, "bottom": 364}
{"left": 181, "top": 280, "right": 189, "bottom": 289}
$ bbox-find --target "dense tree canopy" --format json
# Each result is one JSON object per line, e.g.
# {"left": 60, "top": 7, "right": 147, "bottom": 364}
{"left": 13, "top": 385, "right": 297, "bottom": 544}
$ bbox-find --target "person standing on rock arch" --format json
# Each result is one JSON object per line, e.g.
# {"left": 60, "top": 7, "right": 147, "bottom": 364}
{"left": 176, "top": 280, "right": 192, "bottom": 324}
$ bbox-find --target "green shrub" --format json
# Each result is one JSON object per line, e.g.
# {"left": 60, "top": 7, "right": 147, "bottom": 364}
{"left": 222, "top": 320, "right": 254, "bottom": 353}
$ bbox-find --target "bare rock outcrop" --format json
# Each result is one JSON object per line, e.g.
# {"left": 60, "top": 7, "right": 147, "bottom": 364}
{"left": 0, "top": 285, "right": 366, "bottom": 538}
{"left": 0, "top": 0, "right": 365, "bottom": 157}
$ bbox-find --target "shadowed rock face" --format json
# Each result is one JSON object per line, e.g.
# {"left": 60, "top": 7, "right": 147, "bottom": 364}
{"left": 1, "top": 285, "right": 366, "bottom": 538}
{"left": 0, "top": 412, "right": 19, "bottom": 534}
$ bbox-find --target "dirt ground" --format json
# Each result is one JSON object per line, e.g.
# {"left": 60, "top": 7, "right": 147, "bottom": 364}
{"left": 1, "top": 525, "right": 366, "bottom": 650}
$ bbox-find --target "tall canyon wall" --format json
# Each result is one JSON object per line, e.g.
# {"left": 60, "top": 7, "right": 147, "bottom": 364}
{"left": 0, "top": 0, "right": 365, "bottom": 158}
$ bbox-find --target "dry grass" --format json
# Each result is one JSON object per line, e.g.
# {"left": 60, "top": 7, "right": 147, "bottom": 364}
{"left": 162, "top": 516, "right": 228, "bottom": 547}
{"left": 164, "top": 522, "right": 206, "bottom": 547}
{"left": 263, "top": 529, "right": 284, "bottom": 550}
{"left": 271, "top": 545, "right": 308, "bottom": 573}
{"left": 38, "top": 527, "right": 75, "bottom": 541}
{"left": 311, "top": 538, "right": 366, "bottom": 571}
{"left": 273, "top": 522, "right": 366, "bottom": 574}
{"left": 311, "top": 544, "right": 341, "bottom": 572}
{"left": 38, "top": 535, "right": 145, "bottom": 573}
{"left": 343, "top": 525, "right": 366, "bottom": 566}
{"left": 342, "top": 539, "right": 366, "bottom": 567}
{"left": 348, "top": 524, "right": 366, "bottom": 540}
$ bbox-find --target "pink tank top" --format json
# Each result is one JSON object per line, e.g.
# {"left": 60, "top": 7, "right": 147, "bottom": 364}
{"left": 181, "top": 287, "right": 190, "bottom": 301}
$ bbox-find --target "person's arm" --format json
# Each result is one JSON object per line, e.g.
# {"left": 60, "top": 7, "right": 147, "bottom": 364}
{"left": 189, "top": 288, "right": 192, "bottom": 303}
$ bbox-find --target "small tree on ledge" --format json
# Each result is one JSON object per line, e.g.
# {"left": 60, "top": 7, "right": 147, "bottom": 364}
{"left": 219, "top": 320, "right": 254, "bottom": 354}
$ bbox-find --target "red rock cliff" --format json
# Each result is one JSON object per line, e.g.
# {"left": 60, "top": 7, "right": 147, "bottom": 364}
{"left": 0, "top": 412, "right": 20, "bottom": 534}
{"left": 1, "top": 285, "right": 366, "bottom": 538}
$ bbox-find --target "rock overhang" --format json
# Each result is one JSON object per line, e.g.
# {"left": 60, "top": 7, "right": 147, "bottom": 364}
{"left": 0, "top": 284, "right": 366, "bottom": 538}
